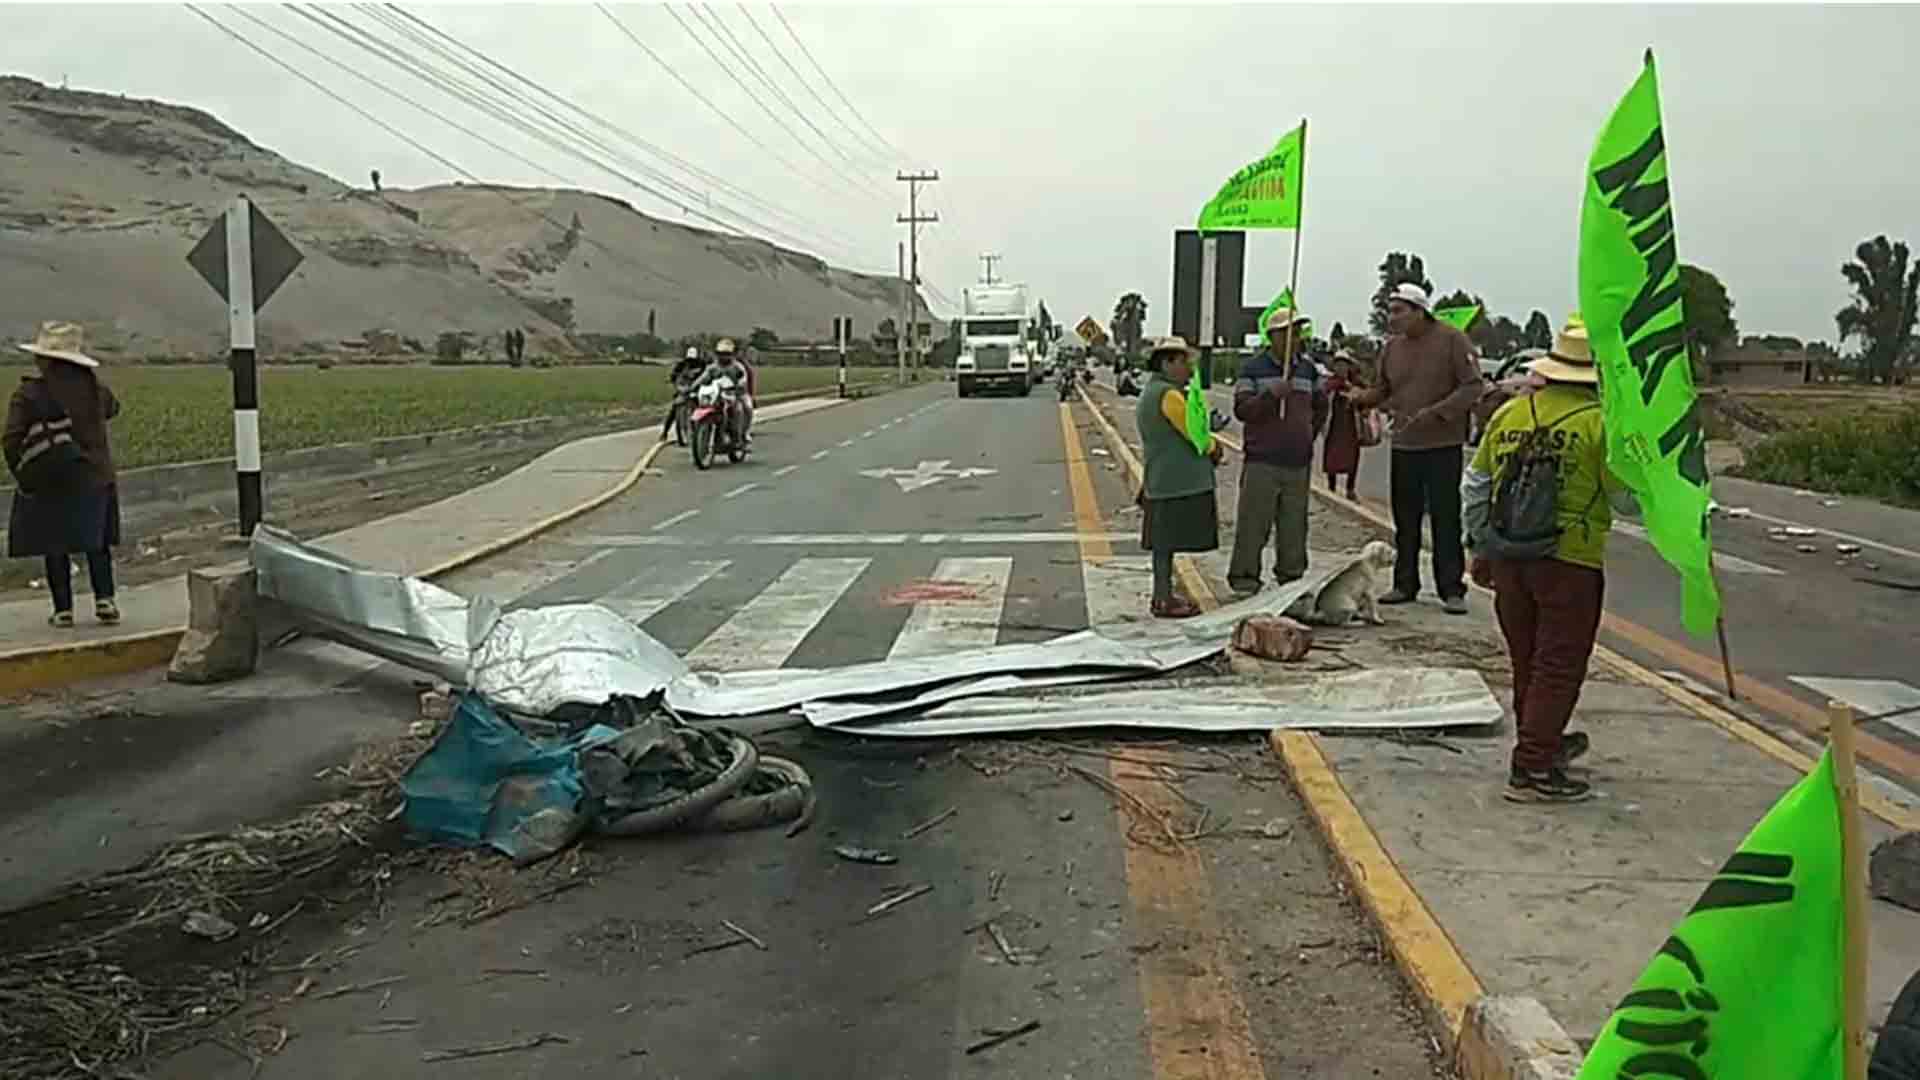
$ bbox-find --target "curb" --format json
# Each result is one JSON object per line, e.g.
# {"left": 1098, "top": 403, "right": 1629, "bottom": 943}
{"left": 1075, "top": 385, "right": 1580, "bottom": 1080}
{"left": 0, "top": 383, "right": 883, "bottom": 696}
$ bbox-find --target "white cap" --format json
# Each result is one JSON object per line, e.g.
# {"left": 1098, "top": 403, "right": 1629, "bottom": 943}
{"left": 685, "top": 346, "right": 699, "bottom": 360}
{"left": 1389, "top": 283, "right": 1431, "bottom": 312}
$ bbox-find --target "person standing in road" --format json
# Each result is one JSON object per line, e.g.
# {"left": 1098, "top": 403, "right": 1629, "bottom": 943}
{"left": 1352, "top": 283, "right": 1484, "bottom": 614}
{"left": 1321, "top": 350, "right": 1366, "bottom": 499}
{"left": 3, "top": 322, "right": 123, "bottom": 627}
{"left": 1228, "top": 307, "right": 1326, "bottom": 596}
{"left": 1463, "top": 319, "right": 1631, "bottom": 804}
{"left": 1135, "top": 337, "right": 1222, "bottom": 619}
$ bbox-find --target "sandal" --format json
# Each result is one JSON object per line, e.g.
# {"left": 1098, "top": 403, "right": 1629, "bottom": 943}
{"left": 1151, "top": 597, "right": 1201, "bottom": 619}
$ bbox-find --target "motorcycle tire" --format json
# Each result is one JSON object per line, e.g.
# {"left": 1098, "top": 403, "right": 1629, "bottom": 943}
{"left": 673, "top": 403, "right": 690, "bottom": 447}
{"left": 691, "top": 420, "right": 714, "bottom": 470}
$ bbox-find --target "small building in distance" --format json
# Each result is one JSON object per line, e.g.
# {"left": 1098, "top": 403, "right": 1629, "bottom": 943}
{"left": 1707, "top": 336, "right": 1812, "bottom": 388}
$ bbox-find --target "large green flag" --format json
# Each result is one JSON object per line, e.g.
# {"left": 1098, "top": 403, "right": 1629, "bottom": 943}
{"left": 1197, "top": 122, "right": 1305, "bottom": 231}
{"left": 1433, "top": 304, "right": 1482, "bottom": 333}
{"left": 1576, "top": 749, "right": 1844, "bottom": 1079}
{"left": 1577, "top": 51, "right": 1722, "bottom": 637}
{"left": 1184, "top": 368, "right": 1214, "bottom": 456}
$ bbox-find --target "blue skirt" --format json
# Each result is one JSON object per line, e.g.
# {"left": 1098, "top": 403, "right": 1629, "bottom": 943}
{"left": 7, "top": 484, "right": 122, "bottom": 558}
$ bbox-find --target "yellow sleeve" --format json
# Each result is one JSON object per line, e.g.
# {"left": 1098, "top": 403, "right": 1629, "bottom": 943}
{"left": 1159, "top": 388, "right": 1186, "bottom": 429}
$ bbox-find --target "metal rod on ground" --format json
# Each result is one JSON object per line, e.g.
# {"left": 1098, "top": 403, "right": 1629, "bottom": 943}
{"left": 224, "top": 195, "right": 262, "bottom": 537}
{"left": 1277, "top": 116, "right": 1308, "bottom": 414}
{"left": 1828, "top": 699, "right": 1870, "bottom": 1080}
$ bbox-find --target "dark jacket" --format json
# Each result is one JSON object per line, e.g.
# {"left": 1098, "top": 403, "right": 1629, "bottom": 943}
{"left": 3, "top": 366, "right": 119, "bottom": 490}
{"left": 1232, "top": 347, "right": 1326, "bottom": 468}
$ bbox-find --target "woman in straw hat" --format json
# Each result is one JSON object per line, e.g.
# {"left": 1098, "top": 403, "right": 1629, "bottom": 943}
{"left": 1133, "top": 336, "right": 1222, "bottom": 618}
{"left": 1462, "top": 316, "right": 1634, "bottom": 805}
{"left": 4, "top": 321, "right": 123, "bottom": 627}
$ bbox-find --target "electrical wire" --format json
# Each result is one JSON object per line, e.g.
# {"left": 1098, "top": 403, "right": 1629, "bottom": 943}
{"left": 768, "top": 4, "right": 911, "bottom": 164}
{"left": 693, "top": 2, "right": 869, "bottom": 175}
{"left": 737, "top": 5, "right": 891, "bottom": 168}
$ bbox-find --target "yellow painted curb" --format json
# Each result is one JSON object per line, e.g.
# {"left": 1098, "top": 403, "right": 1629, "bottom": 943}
{"left": 0, "top": 385, "right": 878, "bottom": 696}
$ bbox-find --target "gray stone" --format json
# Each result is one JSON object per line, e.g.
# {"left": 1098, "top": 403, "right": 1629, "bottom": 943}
{"left": 167, "top": 564, "right": 258, "bottom": 684}
{"left": 1872, "top": 831, "right": 1920, "bottom": 913}
{"left": 1456, "top": 995, "right": 1582, "bottom": 1080}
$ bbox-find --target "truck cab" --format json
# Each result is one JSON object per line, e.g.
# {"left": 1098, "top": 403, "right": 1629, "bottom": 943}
{"left": 957, "top": 284, "right": 1033, "bottom": 397}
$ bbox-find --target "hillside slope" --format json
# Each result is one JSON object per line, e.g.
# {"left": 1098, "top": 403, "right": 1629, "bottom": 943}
{"left": 0, "top": 75, "right": 920, "bottom": 359}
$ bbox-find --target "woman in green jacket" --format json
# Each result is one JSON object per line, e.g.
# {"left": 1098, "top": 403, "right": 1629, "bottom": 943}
{"left": 1133, "top": 337, "right": 1223, "bottom": 618}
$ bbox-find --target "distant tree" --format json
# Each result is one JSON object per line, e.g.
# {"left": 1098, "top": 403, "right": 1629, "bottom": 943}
{"left": 1113, "top": 292, "right": 1149, "bottom": 357}
{"left": 1836, "top": 235, "right": 1920, "bottom": 384}
{"left": 1476, "top": 315, "right": 1526, "bottom": 358}
{"left": 1523, "top": 310, "right": 1553, "bottom": 350}
{"left": 1678, "top": 265, "right": 1738, "bottom": 378}
{"left": 1329, "top": 320, "right": 1347, "bottom": 344}
{"left": 1805, "top": 340, "right": 1842, "bottom": 381}
{"left": 370, "top": 168, "right": 382, "bottom": 193}
{"left": 748, "top": 327, "right": 779, "bottom": 351}
{"left": 874, "top": 317, "right": 898, "bottom": 347}
{"left": 1370, "top": 252, "right": 1433, "bottom": 335}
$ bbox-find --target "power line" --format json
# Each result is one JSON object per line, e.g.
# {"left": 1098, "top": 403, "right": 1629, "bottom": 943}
{"left": 659, "top": 3, "right": 882, "bottom": 201}
{"left": 767, "top": 5, "right": 910, "bottom": 163}
{"left": 737, "top": 5, "right": 891, "bottom": 167}
{"left": 693, "top": 2, "right": 870, "bottom": 176}
{"left": 181, "top": 2, "right": 682, "bottom": 287}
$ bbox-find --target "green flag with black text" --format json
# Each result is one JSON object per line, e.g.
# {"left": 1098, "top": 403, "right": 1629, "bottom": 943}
{"left": 1197, "top": 122, "right": 1305, "bottom": 231}
{"left": 1577, "top": 51, "right": 1722, "bottom": 637}
{"left": 1575, "top": 749, "right": 1844, "bottom": 1079}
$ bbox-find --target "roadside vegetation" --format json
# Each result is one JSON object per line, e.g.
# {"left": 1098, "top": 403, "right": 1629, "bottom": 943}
{"left": 1, "top": 363, "right": 887, "bottom": 469}
{"left": 1734, "top": 402, "right": 1920, "bottom": 507}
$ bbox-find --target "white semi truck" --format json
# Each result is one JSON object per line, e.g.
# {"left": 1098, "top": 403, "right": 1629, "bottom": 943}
{"left": 956, "top": 283, "right": 1034, "bottom": 397}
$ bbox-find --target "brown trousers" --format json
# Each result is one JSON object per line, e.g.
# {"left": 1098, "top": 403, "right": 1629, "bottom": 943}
{"left": 1490, "top": 558, "right": 1605, "bottom": 771}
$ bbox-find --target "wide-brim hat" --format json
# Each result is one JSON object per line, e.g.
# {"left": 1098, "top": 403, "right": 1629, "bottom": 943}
{"left": 1264, "top": 307, "right": 1307, "bottom": 334}
{"left": 17, "top": 320, "right": 98, "bottom": 368}
{"left": 1526, "top": 322, "right": 1597, "bottom": 384}
{"left": 1146, "top": 336, "right": 1200, "bottom": 363}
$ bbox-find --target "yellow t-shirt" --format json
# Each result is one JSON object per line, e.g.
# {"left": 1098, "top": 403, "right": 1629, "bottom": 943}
{"left": 1469, "top": 384, "right": 1612, "bottom": 569}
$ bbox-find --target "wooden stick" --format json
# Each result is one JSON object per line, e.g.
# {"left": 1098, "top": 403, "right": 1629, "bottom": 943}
{"left": 1828, "top": 700, "right": 1870, "bottom": 1080}
{"left": 1715, "top": 616, "right": 1737, "bottom": 703}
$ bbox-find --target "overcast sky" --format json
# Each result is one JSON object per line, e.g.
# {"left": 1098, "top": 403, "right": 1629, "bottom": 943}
{"left": 4, "top": 3, "right": 1917, "bottom": 343}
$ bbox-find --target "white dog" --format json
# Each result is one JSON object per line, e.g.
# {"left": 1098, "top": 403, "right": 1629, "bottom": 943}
{"left": 1286, "top": 541, "right": 1397, "bottom": 627}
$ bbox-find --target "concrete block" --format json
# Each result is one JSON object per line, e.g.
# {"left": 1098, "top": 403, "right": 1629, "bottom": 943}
{"left": 1230, "top": 615, "right": 1312, "bottom": 662}
{"left": 1455, "top": 995, "right": 1582, "bottom": 1080}
{"left": 167, "top": 565, "right": 259, "bottom": 684}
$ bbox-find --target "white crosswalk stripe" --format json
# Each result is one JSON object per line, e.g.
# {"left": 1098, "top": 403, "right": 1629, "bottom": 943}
{"left": 600, "top": 560, "right": 730, "bottom": 626}
{"left": 684, "top": 557, "right": 871, "bottom": 672}
{"left": 1790, "top": 676, "right": 1920, "bottom": 739}
{"left": 888, "top": 557, "right": 1013, "bottom": 659}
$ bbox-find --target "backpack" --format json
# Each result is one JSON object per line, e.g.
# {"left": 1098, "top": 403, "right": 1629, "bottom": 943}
{"left": 1481, "top": 396, "right": 1599, "bottom": 561}
{"left": 5, "top": 383, "right": 90, "bottom": 497}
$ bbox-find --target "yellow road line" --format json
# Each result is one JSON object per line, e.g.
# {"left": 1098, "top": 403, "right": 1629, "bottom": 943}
{"left": 1058, "top": 402, "right": 1267, "bottom": 1080}
{"left": 1076, "top": 388, "right": 1488, "bottom": 1046}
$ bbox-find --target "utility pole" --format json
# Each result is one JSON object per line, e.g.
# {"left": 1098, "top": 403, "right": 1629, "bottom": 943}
{"left": 897, "top": 241, "right": 906, "bottom": 383}
{"left": 979, "top": 253, "right": 1001, "bottom": 285}
{"left": 897, "top": 170, "right": 938, "bottom": 381}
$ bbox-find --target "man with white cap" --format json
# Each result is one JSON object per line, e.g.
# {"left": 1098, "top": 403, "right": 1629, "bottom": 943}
{"left": 1351, "top": 283, "right": 1484, "bottom": 614}
{"left": 1228, "top": 306, "right": 1326, "bottom": 596}
{"left": 1462, "top": 317, "right": 1633, "bottom": 804}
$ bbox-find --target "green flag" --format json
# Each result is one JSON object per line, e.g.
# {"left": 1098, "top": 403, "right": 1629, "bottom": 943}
{"left": 1255, "top": 287, "right": 1312, "bottom": 343}
{"left": 1577, "top": 51, "right": 1722, "bottom": 637}
{"left": 1433, "top": 304, "right": 1482, "bottom": 333}
{"left": 1184, "top": 368, "right": 1214, "bottom": 456}
{"left": 1576, "top": 749, "right": 1844, "bottom": 1079}
{"left": 1197, "top": 122, "right": 1305, "bottom": 231}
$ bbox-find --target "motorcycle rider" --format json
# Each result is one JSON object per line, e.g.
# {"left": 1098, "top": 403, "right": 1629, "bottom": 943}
{"left": 665, "top": 345, "right": 706, "bottom": 438}
{"left": 697, "top": 337, "right": 754, "bottom": 446}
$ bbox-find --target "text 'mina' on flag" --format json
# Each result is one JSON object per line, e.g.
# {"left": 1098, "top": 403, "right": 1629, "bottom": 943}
{"left": 1575, "top": 749, "right": 1845, "bottom": 1079}
{"left": 1576, "top": 50, "right": 1722, "bottom": 637}
{"left": 1198, "top": 122, "right": 1304, "bottom": 232}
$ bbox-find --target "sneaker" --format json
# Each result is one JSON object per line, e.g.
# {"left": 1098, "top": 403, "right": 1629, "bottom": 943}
{"left": 95, "top": 598, "right": 121, "bottom": 625}
{"left": 1504, "top": 767, "right": 1594, "bottom": 804}
{"left": 48, "top": 611, "right": 75, "bottom": 629}
{"left": 1379, "top": 589, "right": 1417, "bottom": 605}
{"left": 1554, "top": 732, "right": 1591, "bottom": 768}
{"left": 1228, "top": 580, "right": 1261, "bottom": 599}
{"left": 1441, "top": 594, "right": 1469, "bottom": 616}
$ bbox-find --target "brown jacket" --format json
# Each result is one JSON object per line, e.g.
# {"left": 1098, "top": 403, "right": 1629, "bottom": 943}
{"left": 1353, "top": 320, "right": 1482, "bottom": 450}
{"left": 3, "top": 365, "right": 120, "bottom": 490}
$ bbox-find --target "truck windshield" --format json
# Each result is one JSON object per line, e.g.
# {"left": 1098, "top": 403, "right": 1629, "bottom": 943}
{"left": 964, "top": 319, "right": 1021, "bottom": 337}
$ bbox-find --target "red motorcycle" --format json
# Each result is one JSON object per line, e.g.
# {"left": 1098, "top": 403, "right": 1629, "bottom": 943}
{"left": 689, "top": 374, "right": 748, "bottom": 470}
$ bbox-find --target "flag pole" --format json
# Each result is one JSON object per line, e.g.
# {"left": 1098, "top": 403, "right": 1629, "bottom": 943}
{"left": 1278, "top": 117, "right": 1308, "bottom": 370}
{"left": 1827, "top": 699, "right": 1870, "bottom": 1080}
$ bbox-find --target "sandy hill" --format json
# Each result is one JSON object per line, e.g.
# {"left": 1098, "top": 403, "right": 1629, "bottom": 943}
{"left": 0, "top": 75, "right": 921, "bottom": 360}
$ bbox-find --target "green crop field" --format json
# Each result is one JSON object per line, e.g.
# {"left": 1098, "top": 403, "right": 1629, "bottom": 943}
{"left": 1, "top": 364, "right": 890, "bottom": 470}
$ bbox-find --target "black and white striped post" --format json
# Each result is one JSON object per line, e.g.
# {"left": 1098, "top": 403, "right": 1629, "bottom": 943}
{"left": 224, "top": 197, "right": 263, "bottom": 536}
{"left": 835, "top": 316, "right": 851, "bottom": 398}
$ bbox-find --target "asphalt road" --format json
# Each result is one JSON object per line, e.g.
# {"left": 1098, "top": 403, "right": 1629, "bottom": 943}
{"left": 1199, "top": 379, "right": 1920, "bottom": 796}
{"left": 3, "top": 383, "right": 1442, "bottom": 1079}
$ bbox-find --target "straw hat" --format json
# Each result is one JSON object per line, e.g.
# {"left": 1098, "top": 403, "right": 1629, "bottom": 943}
{"left": 1387, "top": 283, "right": 1431, "bottom": 312}
{"left": 1146, "top": 336, "right": 1199, "bottom": 365}
{"left": 1526, "top": 321, "right": 1597, "bottom": 384}
{"left": 1264, "top": 307, "right": 1307, "bottom": 334}
{"left": 17, "top": 321, "right": 98, "bottom": 368}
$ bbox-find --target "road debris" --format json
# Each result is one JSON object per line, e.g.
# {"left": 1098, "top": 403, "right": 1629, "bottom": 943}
{"left": 867, "top": 883, "right": 934, "bottom": 917}
{"left": 422, "top": 1032, "right": 571, "bottom": 1063}
{"left": 1797, "top": 544, "right": 1820, "bottom": 554}
{"left": 181, "top": 910, "right": 237, "bottom": 941}
{"left": 1724, "top": 506, "right": 1752, "bottom": 518}
{"left": 834, "top": 845, "right": 898, "bottom": 865}
{"left": 902, "top": 806, "right": 958, "bottom": 839}
{"left": 1837, "top": 543, "right": 1863, "bottom": 555}
{"left": 1231, "top": 615, "right": 1312, "bottom": 662}
{"left": 984, "top": 921, "right": 1034, "bottom": 965}
{"left": 476, "top": 967, "right": 548, "bottom": 981}
{"left": 723, "top": 919, "right": 768, "bottom": 951}
{"left": 315, "top": 975, "right": 406, "bottom": 1000}
{"left": 1057, "top": 809, "right": 1075, "bottom": 822}
{"left": 355, "top": 1019, "right": 422, "bottom": 1035}
{"left": 965, "top": 1019, "right": 1042, "bottom": 1055}
{"left": 988, "top": 870, "right": 1005, "bottom": 901}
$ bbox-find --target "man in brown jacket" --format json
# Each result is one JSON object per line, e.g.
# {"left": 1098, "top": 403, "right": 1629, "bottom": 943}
{"left": 1351, "top": 283, "right": 1483, "bottom": 614}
